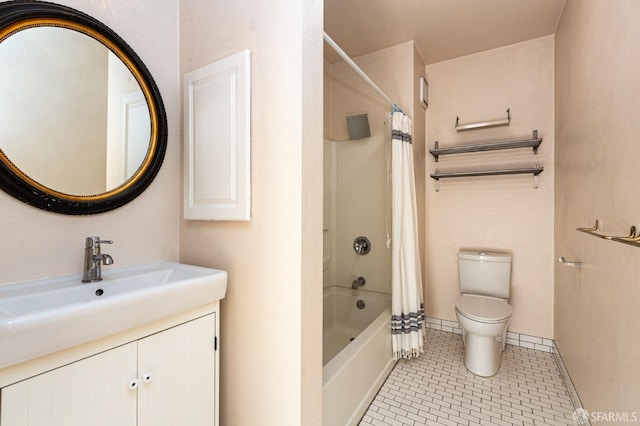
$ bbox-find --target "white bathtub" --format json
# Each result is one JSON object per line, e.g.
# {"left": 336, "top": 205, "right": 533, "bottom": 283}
{"left": 323, "top": 286, "right": 395, "bottom": 425}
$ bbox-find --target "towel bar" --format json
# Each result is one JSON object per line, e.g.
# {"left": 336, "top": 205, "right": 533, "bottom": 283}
{"left": 577, "top": 220, "right": 640, "bottom": 248}
{"left": 455, "top": 108, "right": 510, "bottom": 132}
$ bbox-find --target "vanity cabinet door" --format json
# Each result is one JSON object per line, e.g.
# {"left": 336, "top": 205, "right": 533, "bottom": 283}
{"left": 0, "top": 314, "right": 217, "bottom": 426}
{"left": 137, "top": 313, "right": 217, "bottom": 426}
{"left": 0, "top": 342, "right": 137, "bottom": 426}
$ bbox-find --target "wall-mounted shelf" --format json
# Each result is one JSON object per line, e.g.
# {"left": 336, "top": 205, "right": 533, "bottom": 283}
{"left": 429, "top": 130, "right": 541, "bottom": 162}
{"left": 455, "top": 108, "right": 510, "bottom": 132}
{"left": 430, "top": 166, "right": 543, "bottom": 192}
{"left": 429, "top": 129, "right": 544, "bottom": 191}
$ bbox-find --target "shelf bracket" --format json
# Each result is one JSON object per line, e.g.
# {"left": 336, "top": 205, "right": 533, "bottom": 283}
{"left": 531, "top": 130, "right": 539, "bottom": 153}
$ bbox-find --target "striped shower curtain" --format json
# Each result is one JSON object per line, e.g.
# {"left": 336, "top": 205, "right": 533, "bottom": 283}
{"left": 390, "top": 111, "right": 425, "bottom": 360}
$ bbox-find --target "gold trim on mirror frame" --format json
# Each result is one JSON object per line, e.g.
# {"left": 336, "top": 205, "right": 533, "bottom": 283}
{"left": 0, "top": 17, "right": 159, "bottom": 203}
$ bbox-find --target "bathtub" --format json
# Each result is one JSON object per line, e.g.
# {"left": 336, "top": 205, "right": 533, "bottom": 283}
{"left": 323, "top": 285, "right": 395, "bottom": 425}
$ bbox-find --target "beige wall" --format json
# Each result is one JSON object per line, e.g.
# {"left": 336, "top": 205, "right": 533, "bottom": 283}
{"left": 0, "top": 0, "right": 180, "bottom": 285}
{"left": 179, "top": 0, "right": 323, "bottom": 424}
{"left": 554, "top": 0, "right": 640, "bottom": 413}
{"left": 325, "top": 41, "right": 426, "bottom": 292}
{"left": 425, "top": 36, "right": 555, "bottom": 338}
{"left": 413, "top": 45, "right": 427, "bottom": 292}
{"left": 328, "top": 41, "right": 416, "bottom": 141}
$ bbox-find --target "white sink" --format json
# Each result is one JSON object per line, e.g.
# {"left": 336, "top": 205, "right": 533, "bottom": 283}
{"left": 0, "top": 262, "right": 227, "bottom": 369}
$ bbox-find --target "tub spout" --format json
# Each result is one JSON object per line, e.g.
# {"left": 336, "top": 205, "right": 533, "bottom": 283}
{"left": 351, "top": 276, "right": 366, "bottom": 289}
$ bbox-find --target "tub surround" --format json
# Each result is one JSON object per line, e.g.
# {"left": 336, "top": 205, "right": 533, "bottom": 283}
{"left": 322, "top": 285, "right": 390, "bottom": 365}
{"left": 323, "top": 286, "right": 394, "bottom": 425}
{"left": 323, "top": 135, "right": 390, "bottom": 295}
{"left": 326, "top": 41, "right": 426, "bottom": 294}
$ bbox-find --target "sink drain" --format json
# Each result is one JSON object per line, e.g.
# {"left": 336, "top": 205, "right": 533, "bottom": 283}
{"left": 95, "top": 289, "right": 104, "bottom": 296}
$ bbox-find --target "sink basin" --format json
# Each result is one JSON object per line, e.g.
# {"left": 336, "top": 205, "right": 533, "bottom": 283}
{"left": 0, "top": 262, "right": 227, "bottom": 369}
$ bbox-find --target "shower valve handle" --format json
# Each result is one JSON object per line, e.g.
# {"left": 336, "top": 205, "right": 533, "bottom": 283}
{"left": 353, "top": 236, "right": 371, "bottom": 255}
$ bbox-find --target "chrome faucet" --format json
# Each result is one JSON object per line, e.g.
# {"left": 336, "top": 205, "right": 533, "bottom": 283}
{"left": 82, "top": 236, "right": 114, "bottom": 283}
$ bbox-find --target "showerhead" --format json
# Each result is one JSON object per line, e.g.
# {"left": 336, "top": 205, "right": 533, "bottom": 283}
{"left": 346, "top": 113, "right": 371, "bottom": 140}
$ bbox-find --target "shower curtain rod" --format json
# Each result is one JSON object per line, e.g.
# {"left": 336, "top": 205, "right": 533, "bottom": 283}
{"left": 324, "top": 32, "right": 408, "bottom": 117}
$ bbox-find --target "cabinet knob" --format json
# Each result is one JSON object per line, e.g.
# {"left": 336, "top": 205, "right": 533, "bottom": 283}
{"left": 142, "top": 373, "right": 152, "bottom": 383}
{"left": 127, "top": 379, "right": 139, "bottom": 390}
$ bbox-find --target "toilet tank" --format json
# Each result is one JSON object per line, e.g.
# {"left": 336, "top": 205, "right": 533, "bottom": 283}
{"left": 458, "top": 250, "right": 512, "bottom": 298}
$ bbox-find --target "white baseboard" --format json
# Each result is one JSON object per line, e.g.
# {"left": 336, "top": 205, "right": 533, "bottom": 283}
{"left": 425, "top": 316, "right": 554, "bottom": 352}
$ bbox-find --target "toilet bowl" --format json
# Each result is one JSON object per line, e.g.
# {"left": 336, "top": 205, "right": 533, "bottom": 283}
{"left": 455, "top": 294, "right": 511, "bottom": 377}
{"left": 456, "top": 250, "right": 512, "bottom": 377}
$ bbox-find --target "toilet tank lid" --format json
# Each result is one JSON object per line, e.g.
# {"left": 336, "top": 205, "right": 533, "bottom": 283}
{"left": 458, "top": 250, "right": 511, "bottom": 263}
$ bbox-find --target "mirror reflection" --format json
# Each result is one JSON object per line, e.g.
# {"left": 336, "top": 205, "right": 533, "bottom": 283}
{"left": 0, "top": 26, "right": 150, "bottom": 196}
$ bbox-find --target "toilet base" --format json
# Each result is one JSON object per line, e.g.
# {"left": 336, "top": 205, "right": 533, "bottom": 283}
{"left": 463, "top": 333, "right": 503, "bottom": 377}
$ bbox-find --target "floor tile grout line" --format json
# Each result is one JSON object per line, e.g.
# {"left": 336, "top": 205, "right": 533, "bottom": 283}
{"left": 358, "top": 328, "right": 576, "bottom": 426}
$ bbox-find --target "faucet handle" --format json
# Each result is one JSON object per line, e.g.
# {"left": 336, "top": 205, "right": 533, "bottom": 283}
{"left": 85, "top": 236, "right": 113, "bottom": 248}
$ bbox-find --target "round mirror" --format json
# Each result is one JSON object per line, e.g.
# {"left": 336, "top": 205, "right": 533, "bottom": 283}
{"left": 0, "top": 1, "right": 167, "bottom": 214}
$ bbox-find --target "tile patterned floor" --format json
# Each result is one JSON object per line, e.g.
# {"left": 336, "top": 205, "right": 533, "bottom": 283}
{"left": 359, "top": 329, "right": 576, "bottom": 426}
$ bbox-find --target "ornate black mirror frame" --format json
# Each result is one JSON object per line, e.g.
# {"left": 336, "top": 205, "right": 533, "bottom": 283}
{"left": 0, "top": 0, "right": 167, "bottom": 215}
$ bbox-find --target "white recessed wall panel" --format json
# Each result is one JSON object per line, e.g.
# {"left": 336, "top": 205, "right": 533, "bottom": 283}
{"left": 184, "top": 49, "right": 250, "bottom": 220}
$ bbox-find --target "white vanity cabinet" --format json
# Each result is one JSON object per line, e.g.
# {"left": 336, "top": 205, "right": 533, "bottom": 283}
{"left": 0, "top": 313, "right": 218, "bottom": 426}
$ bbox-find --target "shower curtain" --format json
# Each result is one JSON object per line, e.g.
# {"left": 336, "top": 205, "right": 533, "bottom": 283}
{"left": 390, "top": 111, "right": 425, "bottom": 360}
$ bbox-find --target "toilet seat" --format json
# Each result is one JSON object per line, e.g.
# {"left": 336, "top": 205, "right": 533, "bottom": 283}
{"left": 455, "top": 294, "right": 512, "bottom": 323}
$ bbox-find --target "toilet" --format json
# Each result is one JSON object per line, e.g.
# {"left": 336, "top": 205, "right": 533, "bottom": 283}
{"left": 455, "top": 250, "right": 512, "bottom": 377}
